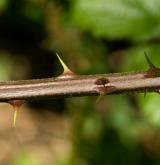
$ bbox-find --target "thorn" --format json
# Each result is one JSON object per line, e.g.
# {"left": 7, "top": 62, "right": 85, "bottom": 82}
{"left": 8, "top": 100, "right": 24, "bottom": 127}
{"left": 144, "top": 51, "right": 156, "bottom": 69}
{"left": 13, "top": 109, "right": 18, "bottom": 127}
{"left": 56, "top": 53, "right": 73, "bottom": 75}
{"left": 144, "top": 51, "right": 160, "bottom": 78}
{"left": 94, "top": 86, "right": 116, "bottom": 103}
{"left": 96, "top": 92, "right": 105, "bottom": 103}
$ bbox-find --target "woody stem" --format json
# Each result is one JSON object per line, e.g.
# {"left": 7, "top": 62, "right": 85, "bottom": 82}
{"left": 0, "top": 70, "right": 159, "bottom": 102}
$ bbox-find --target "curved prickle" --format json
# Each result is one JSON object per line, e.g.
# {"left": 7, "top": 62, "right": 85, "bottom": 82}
{"left": 144, "top": 51, "right": 156, "bottom": 69}
{"left": 8, "top": 100, "right": 24, "bottom": 127}
{"left": 56, "top": 53, "right": 74, "bottom": 76}
{"left": 144, "top": 52, "right": 160, "bottom": 78}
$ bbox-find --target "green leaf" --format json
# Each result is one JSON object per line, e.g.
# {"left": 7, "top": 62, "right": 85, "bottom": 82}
{"left": 72, "top": 0, "right": 160, "bottom": 41}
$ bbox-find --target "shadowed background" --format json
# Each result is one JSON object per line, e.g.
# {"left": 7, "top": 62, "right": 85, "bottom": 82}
{"left": 0, "top": 0, "right": 160, "bottom": 164}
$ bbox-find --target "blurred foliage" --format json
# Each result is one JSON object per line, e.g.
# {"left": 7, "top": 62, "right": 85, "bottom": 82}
{"left": 0, "top": 0, "right": 160, "bottom": 165}
{"left": 72, "top": 0, "right": 160, "bottom": 41}
{"left": 11, "top": 152, "right": 36, "bottom": 165}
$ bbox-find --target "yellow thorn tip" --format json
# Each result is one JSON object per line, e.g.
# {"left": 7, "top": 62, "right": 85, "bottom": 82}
{"left": 56, "top": 53, "right": 72, "bottom": 74}
{"left": 13, "top": 109, "right": 18, "bottom": 127}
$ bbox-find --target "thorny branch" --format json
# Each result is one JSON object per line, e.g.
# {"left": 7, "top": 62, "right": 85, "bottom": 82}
{"left": 1, "top": 53, "right": 160, "bottom": 126}
{"left": 0, "top": 53, "right": 160, "bottom": 102}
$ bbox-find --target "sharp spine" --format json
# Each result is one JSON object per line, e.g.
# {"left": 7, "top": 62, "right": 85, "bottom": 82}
{"left": 56, "top": 53, "right": 73, "bottom": 75}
